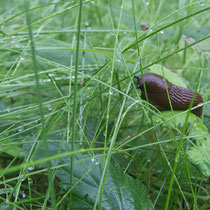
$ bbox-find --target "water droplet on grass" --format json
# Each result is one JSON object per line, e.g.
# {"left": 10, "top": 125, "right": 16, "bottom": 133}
{"left": 28, "top": 166, "right": 34, "bottom": 171}
{"left": 85, "top": 21, "right": 89, "bottom": 26}
{"left": 28, "top": 178, "right": 33, "bottom": 184}
{"left": 49, "top": 73, "right": 54, "bottom": 77}
{"left": 91, "top": 158, "right": 99, "bottom": 165}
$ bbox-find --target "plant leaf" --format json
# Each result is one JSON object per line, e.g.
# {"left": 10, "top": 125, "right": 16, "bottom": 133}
{"left": 153, "top": 110, "right": 210, "bottom": 177}
{"left": 21, "top": 140, "right": 153, "bottom": 209}
{"left": 149, "top": 64, "right": 186, "bottom": 88}
{"left": 187, "top": 139, "right": 210, "bottom": 177}
{"left": 0, "top": 145, "right": 22, "bottom": 157}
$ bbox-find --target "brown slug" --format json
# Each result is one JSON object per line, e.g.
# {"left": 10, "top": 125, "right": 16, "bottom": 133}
{"left": 134, "top": 73, "right": 203, "bottom": 117}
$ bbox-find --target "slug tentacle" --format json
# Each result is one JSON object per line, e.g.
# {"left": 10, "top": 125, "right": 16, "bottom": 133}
{"left": 134, "top": 73, "right": 203, "bottom": 117}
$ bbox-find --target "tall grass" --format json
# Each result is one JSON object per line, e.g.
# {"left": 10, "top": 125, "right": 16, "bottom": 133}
{"left": 0, "top": 0, "right": 209, "bottom": 209}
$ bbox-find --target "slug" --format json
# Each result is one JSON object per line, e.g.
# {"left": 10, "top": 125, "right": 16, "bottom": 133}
{"left": 134, "top": 73, "right": 203, "bottom": 117}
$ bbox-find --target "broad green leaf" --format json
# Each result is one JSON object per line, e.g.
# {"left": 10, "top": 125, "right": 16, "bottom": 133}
{"left": 153, "top": 110, "right": 206, "bottom": 130}
{"left": 154, "top": 110, "right": 210, "bottom": 177}
{"left": 21, "top": 140, "right": 153, "bottom": 209}
{"left": 187, "top": 139, "right": 210, "bottom": 177}
{"left": 149, "top": 64, "right": 186, "bottom": 88}
{"left": 58, "top": 146, "right": 153, "bottom": 209}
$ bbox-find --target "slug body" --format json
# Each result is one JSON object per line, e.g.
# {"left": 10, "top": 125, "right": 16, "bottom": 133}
{"left": 134, "top": 73, "right": 203, "bottom": 117}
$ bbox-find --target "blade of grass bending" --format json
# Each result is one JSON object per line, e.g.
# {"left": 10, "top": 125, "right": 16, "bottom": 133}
{"left": 24, "top": 0, "right": 57, "bottom": 209}
{"left": 70, "top": 0, "right": 83, "bottom": 207}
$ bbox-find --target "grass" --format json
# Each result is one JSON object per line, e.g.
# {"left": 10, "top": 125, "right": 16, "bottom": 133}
{"left": 0, "top": 0, "right": 210, "bottom": 209}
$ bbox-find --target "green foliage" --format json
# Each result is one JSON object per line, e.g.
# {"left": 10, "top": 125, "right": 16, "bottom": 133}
{"left": 0, "top": 0, "right": 209, "bottom": 209}
{"left": 187, "top": 140, "right": 210, "bottom": 177}
{"left": 149, "top": 64, "right": 186, "bottom": 88}
{"left": 154, "top": 110, "right": 210, "bottom": 177}
{"left": 21, "top": 140, "right": 153, "bottom": 209}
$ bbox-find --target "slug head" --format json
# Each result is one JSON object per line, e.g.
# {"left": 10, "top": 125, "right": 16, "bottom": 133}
{"left": 134, "top": 73, "right": 172, "bottom": 93}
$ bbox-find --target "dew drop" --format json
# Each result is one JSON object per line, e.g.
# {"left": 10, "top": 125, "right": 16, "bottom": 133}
{"left": 28, "top": 166, "right": 34, "bottom": 171}
{"left": 109, "top": 89, "right": 113, "bottom": 95}
{"left": 200, "top": 2, "right": 205, "bottom": 6}
{"left": 160, "top": 30, "right": 164, "bottom": 34}
{"left": 19, "top": 56, "right": 24, "bottom": 60}
{"left": 91, "top": 158, "right": 99, "bottom": 165}
{"left": 146, "top": 2, "right": 149, "bottom": 6}
{"left": 28, "top": 178, "right": 33, "bottom": 184}
{"left": 48, "top": 73, "right": 54, "bottom": 77}
{"left": 95, "top": 160, "right": 99, "bottom": 165}
{"left": 48, "top": 105, "right": 52, "bottom": 111}
{"left": 85, "top": 21, "right": 89, "bottom": 26}
{"left": 18, "top": 128, "right": 23, "bottom": 132}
